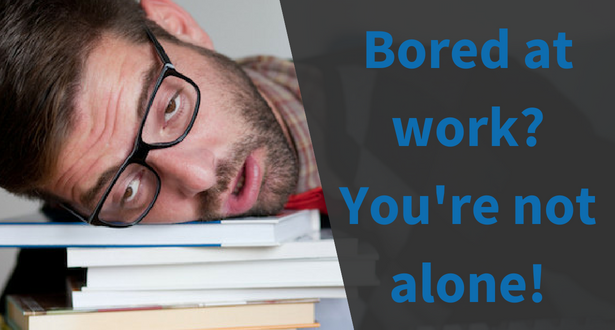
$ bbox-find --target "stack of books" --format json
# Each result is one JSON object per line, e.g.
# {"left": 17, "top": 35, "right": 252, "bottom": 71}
{"left": 4, "top": 209, "right": 374, "bottom": 329}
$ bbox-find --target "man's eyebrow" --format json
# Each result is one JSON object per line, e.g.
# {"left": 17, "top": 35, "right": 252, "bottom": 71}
{"left": 81, "top": 164, "right": 122, "bottom": 210}
{"left": 80, "top": 63, "right": 160, "bottom": 210}
{"left": 137, "top": 62, "right": 161, "bottom": 120}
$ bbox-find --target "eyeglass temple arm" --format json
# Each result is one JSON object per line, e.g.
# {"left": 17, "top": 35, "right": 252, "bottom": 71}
{"left": 59, "top": 202, "right": 91, "bottom": 224}
{"left": 145, "top": 26, "right": 174, "bottom": 68}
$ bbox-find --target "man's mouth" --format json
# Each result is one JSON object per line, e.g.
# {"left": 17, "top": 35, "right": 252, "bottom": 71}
{"left": 223, "top": 152, "right": 263, "bottom": 216}
{"left": 232, "top": 166, "right": 246, "bottom": 195}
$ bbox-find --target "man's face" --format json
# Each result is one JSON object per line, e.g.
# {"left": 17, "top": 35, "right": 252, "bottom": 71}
{"left": 46, "top": 34, "right": 298, "bottom": 223}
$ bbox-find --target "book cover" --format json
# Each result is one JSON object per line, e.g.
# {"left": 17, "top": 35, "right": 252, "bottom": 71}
{"left": 66, "top": 229, "right": 355, "bottom": 267}
{"left": 6, "top": 294, "right": 318, "bottom": 330}
{"left": 0, "top": 209, "right": 319, "bottom": 248}
{"left": 83, "top": 258, "right": 352, "bottom": 290}
{"left": 71, "top": 282, "right": 346, "bottom": 309}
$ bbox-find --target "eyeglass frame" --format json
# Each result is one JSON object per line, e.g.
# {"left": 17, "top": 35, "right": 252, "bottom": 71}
{"left": 61, "top": 26, "right": 201, "bottom": 227}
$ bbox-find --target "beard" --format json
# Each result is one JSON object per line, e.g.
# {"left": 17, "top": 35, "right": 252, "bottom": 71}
{"left": 193, "top": 49, "right": 299, "bottom": 221}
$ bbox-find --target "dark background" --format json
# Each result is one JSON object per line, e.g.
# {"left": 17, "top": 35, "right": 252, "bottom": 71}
{"left": 281, "top": 1, "right": 615, "bottom": 328}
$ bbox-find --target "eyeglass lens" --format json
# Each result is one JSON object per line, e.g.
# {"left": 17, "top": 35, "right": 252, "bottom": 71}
{"left": 142, "top": 75, "right": 199, "bottom": 145}
{"left": 99, "top": 163, "right": 159, "bottom": 225}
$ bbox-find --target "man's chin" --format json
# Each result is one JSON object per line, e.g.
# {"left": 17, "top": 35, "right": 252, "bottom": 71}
{"left": 226, "top": 202, "right": 288, "bottom": 220}
{"left": 196, "top": 191, "right": 290, "bottom": 221}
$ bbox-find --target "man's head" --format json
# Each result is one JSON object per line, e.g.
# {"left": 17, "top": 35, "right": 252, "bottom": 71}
{"left": 0, "top": 0, "right": 299, "bottom": 224}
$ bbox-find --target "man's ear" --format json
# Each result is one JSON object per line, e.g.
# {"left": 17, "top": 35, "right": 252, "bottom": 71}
{"left": 140, "top": 0, "right": 214, "bottom": 49}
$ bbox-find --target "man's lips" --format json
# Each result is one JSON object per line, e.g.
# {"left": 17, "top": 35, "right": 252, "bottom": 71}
{"left": 222, "top": 153, "right": 262, "bottom": 216}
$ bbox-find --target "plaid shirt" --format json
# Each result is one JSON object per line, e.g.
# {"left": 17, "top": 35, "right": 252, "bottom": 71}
{"left": 239, "top": 56, "right": 321, "bottom": 194}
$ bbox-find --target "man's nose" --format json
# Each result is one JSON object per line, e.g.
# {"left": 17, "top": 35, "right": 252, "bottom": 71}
{"left": 146, "top": 146, "right": 217, "bottom": 197}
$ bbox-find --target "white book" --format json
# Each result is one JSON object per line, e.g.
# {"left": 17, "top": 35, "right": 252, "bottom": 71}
{"left": 84, "top": 258, "right": 352, "bottom": 290}
{"left": 67, "top": 230, "right": 356, "bottom": 267}
{"left": 72, "top": 286, "right": 346, "bottom": 309}
{"left": 0, "top": 209, "right": 319, "bottom": 248}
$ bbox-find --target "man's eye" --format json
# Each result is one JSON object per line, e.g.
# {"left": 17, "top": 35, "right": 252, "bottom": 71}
{"left": 164, "top": 93, "right": 181, "bottom": 122}
{"left": 122, "top": 178, "right": 140, "bottom": 205}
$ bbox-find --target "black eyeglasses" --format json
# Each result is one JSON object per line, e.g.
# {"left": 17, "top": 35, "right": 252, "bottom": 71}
{"left": 61, "top": 26, "right": 201, "bottom": 227}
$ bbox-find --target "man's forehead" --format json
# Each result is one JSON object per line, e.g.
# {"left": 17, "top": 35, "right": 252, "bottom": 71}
{"left": 49, "top": 34, "right": 157, "bottom": 207}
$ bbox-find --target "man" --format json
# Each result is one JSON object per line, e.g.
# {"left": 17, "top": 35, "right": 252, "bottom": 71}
{"left": 0, "top": 0, "right": 323, "bottom": 310}
{"left": 0, "top": 0, "right": 322, "bottom": 226}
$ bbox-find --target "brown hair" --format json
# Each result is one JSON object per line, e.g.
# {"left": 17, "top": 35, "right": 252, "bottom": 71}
{"left": 0, "top": 0, "right": 171, "bottom": 200}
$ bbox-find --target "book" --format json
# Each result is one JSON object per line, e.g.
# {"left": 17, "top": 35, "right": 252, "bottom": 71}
{"left": 72, "top": 285, "right": 346, "bottom": 309}
{"left": 6, "top": 294, "right": 318, "bottom": 330}
{"left": 0, "top": 209, "right": 319, "bottom": 248}
{"left": 66, "top": 229, "right": 356, "bottom": 267}
{"left": 83, "top": 258, "right": 351, "bottom": 290}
